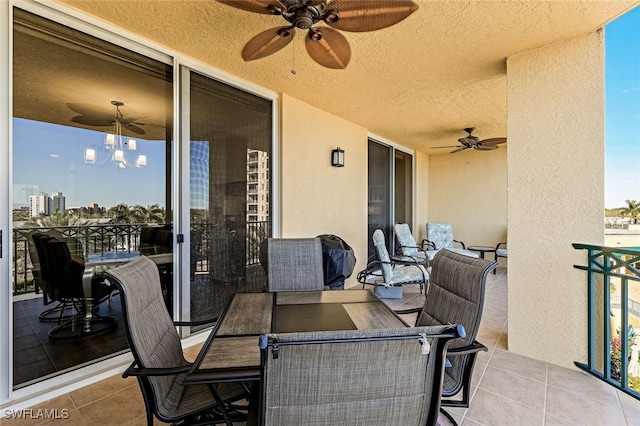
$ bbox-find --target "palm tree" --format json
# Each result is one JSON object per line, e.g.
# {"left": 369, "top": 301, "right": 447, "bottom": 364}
{"left": 108, "top": 203, "right": 132, "bottom": 223}
{"left": 131, "top": 204, "right": 166, "bottom": 224}
{"left": 620, "top": 199, "right": 640, "bottom": 224}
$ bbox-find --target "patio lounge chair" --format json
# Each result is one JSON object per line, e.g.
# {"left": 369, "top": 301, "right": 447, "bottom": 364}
{"left": 494, "top": 242, "right": 507, "bottom": 273}
{"left": 397, "top": 249, "right": 497, "bottom": 425}
{"left": 393, "top": 223, "right": 434, "bottom": 265}
{"left": 357, "top": 229, "right": 429, "bottom": 297}
{"left": 104, "top": 256, "right": 249, "bottom": 426}
{"left": 258, "top": 325, "right": 464, "bottom": 426}
{"left": 425, "top": 223, "right": 479, "bottom": 259}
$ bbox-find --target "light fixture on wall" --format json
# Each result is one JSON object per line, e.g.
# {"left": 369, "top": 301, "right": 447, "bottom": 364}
{"left": 84, "top": 100, "right": 147, "bottom": 168}
{"left": 331, "top": 147, "right": 344, "bottom": 167}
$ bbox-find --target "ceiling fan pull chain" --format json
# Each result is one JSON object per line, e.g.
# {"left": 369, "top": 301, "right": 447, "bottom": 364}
{"left": 291, "top": 34, "right": 297, "bottom": 75}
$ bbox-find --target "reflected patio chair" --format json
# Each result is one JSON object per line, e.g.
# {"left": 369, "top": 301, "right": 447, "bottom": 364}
{"left": 397, "top": 249, "right": 497, "bottom": 425}
{"left": 104, "top": 256, "right": 249, "bottom": 426}
{"left": 393, "top": 223, "right": 435, "bottom": 265}
{"left": 425, "top": 223, "right": 479, "bottom": 259}
{"left": 494, "top": 241, "right": 508, "bottom": 274}
{"left": 357, "top": 229, "right": 429, "bottom": 297}
{"left": 258, "top": 325, "right": 464, "bottom": 426}
{"left": 40, "top": 237, "right": 117, "bottom": 338}
{"left": 266, "top": 238, "right": 325, "bottom": 292}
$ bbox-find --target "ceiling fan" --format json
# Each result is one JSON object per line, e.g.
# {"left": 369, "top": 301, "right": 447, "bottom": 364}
{"left": 68, "top": 101, "right": 146, "bottom": 135}
{"left": 218, "top": 0, "right": 419, "bottom": 69}
{"left": 433, "top": 128, "right": 507, "bottom": 154}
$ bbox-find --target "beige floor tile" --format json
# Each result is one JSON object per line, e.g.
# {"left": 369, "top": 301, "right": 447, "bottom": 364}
{"left": 618, "top": 391, "right": 640, "bottom": 425}
{"left": 40, "top": 409, "right": 87, "bottom": 426}
{"left": 465, "top": 387, "right": 545, "bottom": 426}
{"left": 545, "top": 385, "right": 625, "bottom": 425}
{"left": 76, "top": 385, "right": 147, "bottom": 425}
{"left": 69, "top": 373, "right": 136, "bottom": 408}
{"left": 479, "top": 365, "right": 547, "bottom": 411}
{"left": 488, "top": 348, "right": 548, "bottom": 383}
{"left": 546, "top": 363, "right": 619, "bottom": 405}
{"left": 472, "top": 361, "right": 488, "bottom": 387}
{"left": 544, "top": 413, "right": 578, "bottom": 425}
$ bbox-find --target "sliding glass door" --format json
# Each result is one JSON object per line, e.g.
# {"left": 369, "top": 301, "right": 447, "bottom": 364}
{"left": 185, "top": 69, "right": 272, "bottom": 328}
{"left": 11, "top": 8, "right": 173, "bottom": 389}
{"left": 367, "top": 139, "right": 413, "bottom": 257}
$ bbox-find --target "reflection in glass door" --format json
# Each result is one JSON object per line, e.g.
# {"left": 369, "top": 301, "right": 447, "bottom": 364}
{"left": 367, "top": 140, "right": 392, "bottom": 257}
{"left": 11, "top": 9, "right": 173, "bottom": 388}
{"left": 187, "top": 70, "right": 272, "bottom": 327}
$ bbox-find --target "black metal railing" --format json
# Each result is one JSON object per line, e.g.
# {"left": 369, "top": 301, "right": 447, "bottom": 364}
{"left": 13, "top": 221, "right": 270, "bottom": 295}
{"left": 573, "top": 243, "right": 640, "bottom": 400}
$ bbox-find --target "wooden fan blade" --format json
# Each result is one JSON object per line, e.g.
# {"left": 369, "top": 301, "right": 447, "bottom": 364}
{"left": 125, "top": 124, "right": 146, "bottom": 135}
{"left": 71, "top": 115, "right": 113, "bottom": 127}
{"left": 242, "top": 26, "right": 294, "bottom": 61}
{"left": 474, "top": 144, "right": 498, "bottom": 151}
{"left": 433, "top": 145, "right": 463, "bottom": 149}
{"left": 450, "top": 147, "right": 468, "bottom": 154}
{"left": 218, "top": 0, "right": 285, "bottom": 14}
{"left": 325, "top": 0, "right": 419, "bottom": 32}
{"left": 305, "top": 27, "right": 351, "bottom": 69}
{"left": 479, "top": 137, "right": 507, "bottom": 145}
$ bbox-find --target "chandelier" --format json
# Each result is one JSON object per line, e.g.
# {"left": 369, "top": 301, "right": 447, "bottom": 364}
{"left": 84, "top": 101, "right": 147, "bottom": 168}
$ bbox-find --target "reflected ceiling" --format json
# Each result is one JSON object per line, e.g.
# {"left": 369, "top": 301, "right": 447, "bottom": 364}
{"left": 21, "top": 0, "right": 639, "bottom": 153}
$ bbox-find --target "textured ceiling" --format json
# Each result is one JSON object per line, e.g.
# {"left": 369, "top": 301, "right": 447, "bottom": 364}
{"left": 43, "top": 0, "right": 639, "bottom": 153}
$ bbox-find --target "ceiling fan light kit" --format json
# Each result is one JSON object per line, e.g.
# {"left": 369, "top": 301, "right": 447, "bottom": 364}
{"left": 220, "top": 0, "right": 419, "bottom": 69}
{"left": 433, "top": 127, "right": 507, "bottom": 154}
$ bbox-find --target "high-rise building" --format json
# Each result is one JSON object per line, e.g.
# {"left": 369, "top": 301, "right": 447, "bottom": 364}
{"left": 28, "top": 191, "right": 66, "bottom": 217}
{"left": 246, "top": 149, "right": 269, "bottom": 223}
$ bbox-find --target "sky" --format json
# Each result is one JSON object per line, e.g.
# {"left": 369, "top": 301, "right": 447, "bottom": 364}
{"left": 13, "top": 119, "right": 166, "bottom": 209}
{"left": 11, "top": 6, "right": 640, "bottom": 211}
{"left": 605, "top": 6, "right": 640, "bottom": 208}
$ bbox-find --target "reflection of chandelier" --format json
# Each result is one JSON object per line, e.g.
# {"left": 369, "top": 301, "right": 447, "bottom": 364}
{"left": 84, "top": 100, "right": 147, "bottom": 168}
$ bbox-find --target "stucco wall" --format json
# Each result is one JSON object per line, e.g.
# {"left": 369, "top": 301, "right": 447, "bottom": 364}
{"left": 427, "top": 148, "right": 508, "bottom": 252}
{"left": 507, "top": 32, "right": 605, "bottom": 367}
{"left": 280, "top": 94, "right": 368, "bottom": 288}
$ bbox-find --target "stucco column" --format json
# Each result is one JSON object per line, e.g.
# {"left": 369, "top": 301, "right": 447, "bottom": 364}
{"left": 507, "top": 31, "right": 605, "bottom": 367}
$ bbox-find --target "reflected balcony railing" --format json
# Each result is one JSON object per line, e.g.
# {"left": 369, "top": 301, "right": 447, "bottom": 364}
{"left": 573, "top": 243, "right": 640, "bottom": 401}
{"left": 12, "top": 221, "right": 270, "bottom": 295}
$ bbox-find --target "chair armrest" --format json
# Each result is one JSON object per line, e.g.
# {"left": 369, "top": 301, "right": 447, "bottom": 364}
{"left": 123, "top": 361, "right": 191, "bottom": 378}
{"left": 446, "top": 340, "right": 487, "bottom": 356}
{"left": 423, "top": 239, "right": 436, "bottom": 250}
{"left": 453, "top": 239, "right": 467, "bottom": 249}
{"left": 393, "top": 306, "right": 422, "bottom": 316}
{"left": 174, "top": 318, "right": 218, "bottom": 327}
{"left": 495, "top": 242, "right": 507, "bottom": 250}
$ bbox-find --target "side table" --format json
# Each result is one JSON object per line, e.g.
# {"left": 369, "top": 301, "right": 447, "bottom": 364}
{"left": 467, "top": 245, "right": 496, "bottom": 260}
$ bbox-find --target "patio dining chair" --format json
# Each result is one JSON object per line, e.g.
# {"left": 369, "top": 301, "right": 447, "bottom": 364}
{"left": 257, "top": 325, "right": 464, "bottom": 426}
{"left": 265, "top": 237, "right": 326, "bottom": 292}
{"left": 357, "top": 229, "right": 429, "bottom": 297}
{"left": 396, "top": 249, "right": 497, "bottom": 425}
{"left": 104, "top": 256, "right": 251, "bottom": 426}
{"left": 32, "top": 235, "right": 117, "bottom": 338}
{"left": 425, "top": 223, "right": 479, "bottom": 259}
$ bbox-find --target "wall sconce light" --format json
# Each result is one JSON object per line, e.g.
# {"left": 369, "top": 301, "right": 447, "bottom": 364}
{"left": 331, "top": 147, "right": 345, "bottom": 167}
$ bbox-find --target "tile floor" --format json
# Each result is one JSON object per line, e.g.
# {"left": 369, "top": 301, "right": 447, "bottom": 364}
{"left": 4, "top": 267, "right": 640, "bottom": 425}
